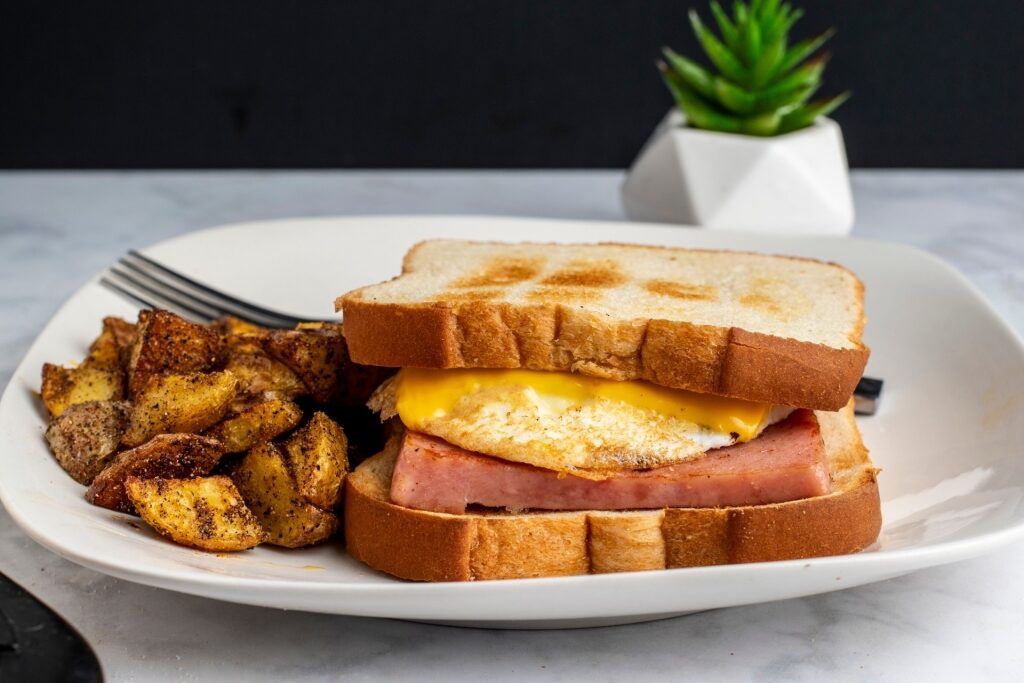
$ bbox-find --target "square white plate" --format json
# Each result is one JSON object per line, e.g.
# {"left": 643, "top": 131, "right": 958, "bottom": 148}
{"left": 2, "top": 216, "right": 1023, "bottom": 629}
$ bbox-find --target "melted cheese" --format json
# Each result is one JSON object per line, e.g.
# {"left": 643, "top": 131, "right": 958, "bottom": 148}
{"left": 394, "top": 368, "right": 771, "bottom": 442}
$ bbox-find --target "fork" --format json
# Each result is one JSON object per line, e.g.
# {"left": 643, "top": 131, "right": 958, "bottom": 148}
{"left": 99, "top": 250, "right": 335, "bottom": 329}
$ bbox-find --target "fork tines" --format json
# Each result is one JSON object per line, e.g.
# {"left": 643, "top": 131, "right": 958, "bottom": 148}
{"left": 99, "top": 250, "right": 324, "bottom": 329}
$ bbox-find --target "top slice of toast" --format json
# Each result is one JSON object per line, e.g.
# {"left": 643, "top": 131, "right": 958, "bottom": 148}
{"left": 338, "top": 240, "right": 869, "bottom": 410}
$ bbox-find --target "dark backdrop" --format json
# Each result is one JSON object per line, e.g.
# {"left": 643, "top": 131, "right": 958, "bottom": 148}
{"left": 3, "top": 1, "right": 1021, "bottom": 168}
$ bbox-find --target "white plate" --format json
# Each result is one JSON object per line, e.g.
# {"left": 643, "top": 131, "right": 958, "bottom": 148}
{"left": 3, "top": 216, "right": 1024, "bottom": 629}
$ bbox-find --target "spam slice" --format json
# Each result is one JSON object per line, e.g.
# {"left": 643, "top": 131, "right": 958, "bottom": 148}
{"left": 391, "top": 410, "right": 830, "bottom": 514}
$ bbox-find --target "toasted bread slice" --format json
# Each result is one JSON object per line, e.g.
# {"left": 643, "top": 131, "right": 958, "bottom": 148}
{"left": 338, "top": 241, "right": 868, "bottom": 410}
{"left": 343, "top": 401, "right": 880, "bottom": 581}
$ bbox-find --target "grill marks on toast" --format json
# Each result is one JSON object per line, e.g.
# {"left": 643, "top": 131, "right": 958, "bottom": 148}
{"left": 450, "top": 257, "right": 544, "bottom": 288}
{"left": 539, "top": 259, "right": 626, "bottom": 288}
{"left": 643, "top": 280, "right": 718, "bottom": 302}
{"left": 738, "top": 276, "right": 814, "bottom": 322}
{"left": 446, "top": 257, "right": 630, "bottom": 305}
{"left": 439, "top": 255, "right": 813, "bottom": 321}
{"left": 443, "top": 254, "right": 721, "bottom": 308}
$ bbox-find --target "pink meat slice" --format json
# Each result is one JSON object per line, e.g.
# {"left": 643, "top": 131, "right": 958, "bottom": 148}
{"left": 390, "top": 410, "right": 831, "bottom": 514}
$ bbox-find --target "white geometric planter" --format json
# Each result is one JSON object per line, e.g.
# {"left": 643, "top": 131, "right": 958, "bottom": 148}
{"left": 621, "top": 109, "right": 855, "bottom": 235}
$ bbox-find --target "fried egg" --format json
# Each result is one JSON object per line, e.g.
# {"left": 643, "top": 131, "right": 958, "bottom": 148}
{"left": 372, "top": 368, "right": 793, "bottom": 478}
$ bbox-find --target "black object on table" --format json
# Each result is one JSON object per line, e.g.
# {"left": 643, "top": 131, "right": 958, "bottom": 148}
{"left": 0, "top": 571, "right": 102, "bottom": 682}
{"left": 854, "top": 376, "right": 884, "bottom": 416}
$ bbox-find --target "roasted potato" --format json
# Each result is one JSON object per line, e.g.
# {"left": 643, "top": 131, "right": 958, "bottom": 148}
{"left": 260, "top": 329, "right": 344, "bottom": 404}
{"left": 305, "top": 322, "right": 396, "bottom": 406}
{"left": 44, "top": 400, "right": 129, "bottom": 485}
{"left": 88, "top": 316, "right": 136, "bottom": 368}
{"left": 126, "top": 476, "right": 267, "bottom": 551}
{"left": 40, "top": 308, "right": 387, "bottom": 553}
{"left": 232, "top": 442, "right": 338, "bottom": 548}
{"left": 127, "top": 309, "right": 224, "bottom": 398}
{"left": 41, "top": 362, "right": 124, "bottom": 418}
{"left": 224, "top": 349, "right": 306, "bottom": 402}
{"left": 122, "top": 371, "right": 238, "bottom": 447}
{"left": 283, "top": 411, "right": 348, "bottom": 509}
{"left": 262, "top": 327, "right": 393, "bottom": 405}
{"left": 211, "top": 316, "right": 265, "bottom": 337}
{"left": 87, "top": 433, "right": 224, "bottom": 513}
{"left": 206, "top": 399, "right": 303, "bottom": 453}
{"left": 101, "top": 315, "right": 137, "bottom": 353}
{"left": 41, "top": 319, "right": 131, "bottom": 417}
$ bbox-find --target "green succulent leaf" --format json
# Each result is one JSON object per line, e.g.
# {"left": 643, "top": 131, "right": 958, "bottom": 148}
{"left": 709, "top": 1, "right": 740, "bottom": 51}
{"left": 662, "top": 48, "right": 717, "bottom": 100}
{"left": 741, "top": 111, "right": 782, "bottom": 136}
{"left": 689, "top": 10, "right": 748, "bottom": 83}
{"left": 750, "top": 38, "right": 786, "bottom": 87}
{"left": 764, "top": 4, "right": 802, "bottom": 44}
{"left": 777, "top": 7, "right": 804, "bottom": 39}
{"left": 762, "top": 53, "right": 827, "bottom": 96}
{"left": 734, "top": 1, "right": 748, "bottom": 25}
{"left": 714, "top": 77, "right": 758, "bottom": 114}
{"left": 753, "top": 81, "right": 818, "bottom": 115}
{"left": 660, "top": 66, "right": 744, "bottom": 133}
{"left": 758, "top": 0, "right": 782, "bottom": 21}
{"left": 774, "top": 28, "right": 835, "bottom": 79}
{"left": 777, "top": 91, "right": 851, "bottom": 133}
{"left": 741, "top": 14, "right": 763, "bottom": 67}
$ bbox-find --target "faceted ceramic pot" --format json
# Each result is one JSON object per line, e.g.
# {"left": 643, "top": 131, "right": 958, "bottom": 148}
{"left": 621, "top": 109, "right": 854, "bottom": 235}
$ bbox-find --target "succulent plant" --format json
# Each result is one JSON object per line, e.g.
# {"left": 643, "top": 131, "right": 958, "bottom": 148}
{"left": 659, "top": 0, "right": 848, "bottom": 136}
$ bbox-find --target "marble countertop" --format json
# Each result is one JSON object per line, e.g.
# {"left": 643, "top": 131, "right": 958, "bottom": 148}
{"left": 1, "top": 170, "right": 1022, "bottom": 681}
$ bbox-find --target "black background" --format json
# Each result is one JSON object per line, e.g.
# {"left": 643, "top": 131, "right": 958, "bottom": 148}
{"left": 3, "top": 1, "right": 1021, "bottom": 168}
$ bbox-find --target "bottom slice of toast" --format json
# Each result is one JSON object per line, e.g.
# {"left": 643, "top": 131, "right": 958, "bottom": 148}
{"left": 343, "top": 401, "right": 881, "bottom": 581}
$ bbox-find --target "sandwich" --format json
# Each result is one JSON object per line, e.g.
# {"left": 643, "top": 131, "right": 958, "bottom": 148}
{"left": 336, "top": 240, "right": 881, "bottom": 581}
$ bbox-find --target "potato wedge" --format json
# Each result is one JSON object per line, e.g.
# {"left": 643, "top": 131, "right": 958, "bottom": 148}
{"left": 41, "top": 317, "right": 132, "bottom": 417}
{"left": 232, "top": 442, "right": 338, "bottom": 548}
{"left": 224, "top": 349, "right": 306, "bottom": 402}
{"left": 296, "top": 322, "right": 396, "bottom": 406}
{"left": 284, "top": 412, "right": 348, "bottom": 509}
{"left": 44, "top": 400, "right": 130, "bottom": 485}
{"left": 122, "top": 371, "right": 238, "bottom": 447}
{"left": 87, "top": 433, "right": 224, "bottom": 513}
{"left": 206, "top": 399, "right": 303, "bottom": 453}
{"left": 260, "top": 329, "right": 344, "bottom": 404}
{"left": 101, "top": 315, "right": 137, "bottom": 356}
{"left": 262, "top": 328, "right": 392, "bottom": 405}
{"left": 127, "top": 309, "right": 224, "bottom": 398}
{"left": 88, "top": 316, "right": 136, "bottom": 368}
{"left": 126, "top": 476, "right": 267, "bottom": 551}
{"left": 41, "top": 362, "right": 124, "bottom": 418}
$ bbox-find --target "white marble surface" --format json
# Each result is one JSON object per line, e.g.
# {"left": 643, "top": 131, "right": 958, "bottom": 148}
{"left": 1, "top": 170, "right": 1022, "bottom": 682}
